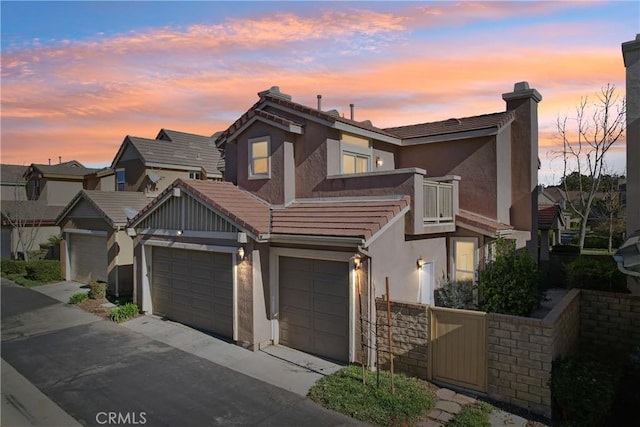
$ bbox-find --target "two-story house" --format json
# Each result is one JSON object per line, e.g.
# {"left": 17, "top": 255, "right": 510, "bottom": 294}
{"left": 110, "top": 129, "right": 224, "bottom": 196}
{"left": 126, "top": 83, "right": 541, "bottom": 364}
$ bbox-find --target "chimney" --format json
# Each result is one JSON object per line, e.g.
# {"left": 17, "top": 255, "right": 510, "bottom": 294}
{"left": 622, "top": 34, "right": 640, "bottom": 236}
{"left": 317, "top": 94, "right": 322, "bottom": 110}
{"left": 58, "top": 156, "right": 62, "bottom": 164}
{"left": 350, "top": 104, "right": 354, "bottom": 120}
{"left": 257, "top": 86, "right": 292, "bottom": 101}
{"left": 502, "top": 81, "right": 542, "bottom": 260}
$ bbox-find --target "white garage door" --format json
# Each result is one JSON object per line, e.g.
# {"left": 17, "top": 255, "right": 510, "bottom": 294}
{"left": 152, "top": 247, "right": 233, "bottom": 339}
{"left": 69, "top": 233, "right": 108, "bottom": 284}
{"left": 279, "top": 256, "right": 349, "bottom": 362}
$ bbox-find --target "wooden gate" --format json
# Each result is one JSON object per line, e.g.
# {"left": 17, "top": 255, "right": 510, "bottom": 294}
{"left": 429, "top": 306, "right": 487, "bottom": 392}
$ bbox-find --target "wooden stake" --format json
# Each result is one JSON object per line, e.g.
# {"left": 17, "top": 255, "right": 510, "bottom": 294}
{"left": 358, "top": 268, "right": 366, "bottom": 385}
{"left": 386, "top": 277, "right": 394, "bottom": 394}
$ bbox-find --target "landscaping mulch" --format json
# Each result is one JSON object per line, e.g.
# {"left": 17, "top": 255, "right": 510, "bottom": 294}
{"left": 75, "top": 297, "right": 113, "bottom": 320}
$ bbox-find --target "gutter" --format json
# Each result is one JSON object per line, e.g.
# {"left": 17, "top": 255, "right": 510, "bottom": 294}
{"left": 258, "top": 233, "right": 364, "bottom": 247}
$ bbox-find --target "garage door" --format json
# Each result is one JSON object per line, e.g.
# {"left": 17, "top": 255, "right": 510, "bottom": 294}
{"left": 1, "top": 227, "right": 11, "bottom": 259}
{"left": 279, "top": 256, "right": 349, "bottom": 362}
{"left": 152, "top": 247, "right": 233, "bottom": 338}
{"left": 69, "top": 233, "right": 108, "bottom": 283}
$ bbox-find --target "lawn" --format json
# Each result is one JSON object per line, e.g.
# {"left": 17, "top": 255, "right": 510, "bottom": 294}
{"left": 308, "top": 365, "right": 435, "bottom": 426}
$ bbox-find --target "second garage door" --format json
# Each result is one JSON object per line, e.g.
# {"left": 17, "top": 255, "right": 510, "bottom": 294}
{"left": 69, "top": 233, "right": 108, "bottom": 284}
{"left": 279, "top": 256, "right": 349, "bottom": 362}
{"left": 152, "top": 247, "right": 233, "bottom": 338}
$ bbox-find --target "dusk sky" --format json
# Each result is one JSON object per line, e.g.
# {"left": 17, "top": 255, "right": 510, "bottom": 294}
{"left": 1, "top": 1, "right": 638, "bottom": 185}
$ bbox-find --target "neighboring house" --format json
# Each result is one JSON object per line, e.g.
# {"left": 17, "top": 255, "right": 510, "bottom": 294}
{"left": 125, "top": 83, "right": 541, "bottom": 363}
{"left": 1, "top": 164, "right": 28, "bottom": 258}
{"left": 615, "top": 34, "right": 640, "bottom": 294}
{"left": 84, "top": 167, "right": 115, "bottom": 191}
{"left": 538, "top": 204, "right": 566, "bottom": 261}
{"left": 110, "top": 128, "right": 224, "bottom": 196}
{"left": 56, "top": 190, "right": 149, "bottom": 296}
{"left": 24, "top": 160, "right": 99, "bottom": 205}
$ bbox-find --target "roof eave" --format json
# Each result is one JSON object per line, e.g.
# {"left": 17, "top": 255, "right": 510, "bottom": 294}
{"left": 333, "top": 121, "right": 402, "bottom": 145}
{"left": 258, "top": 233, "right": 364, "bottom": 247}
{"left": 223, "top": 115, "right": 303, "bottom": 144}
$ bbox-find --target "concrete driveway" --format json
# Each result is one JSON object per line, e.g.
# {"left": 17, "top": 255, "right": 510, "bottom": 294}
{"left": 1, "top": 279, "right": 361, "bottom": 426}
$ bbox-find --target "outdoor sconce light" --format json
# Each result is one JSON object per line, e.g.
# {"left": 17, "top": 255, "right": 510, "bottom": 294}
{"left": 237, "top": 246, "right": 245, "bottom": 261}
{"left": 375, "top": 157, "right": 383, "bottom": 168}
{"left": 417, "top": 257, "right": 425, "bottom": 268}
{"left": 353, "top": 254, "right": 362, "bottom": 269}
{"left": 176, "top": 230, "right": 183, "bottom": 236}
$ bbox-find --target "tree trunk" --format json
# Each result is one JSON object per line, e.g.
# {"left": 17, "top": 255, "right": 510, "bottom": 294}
{"left": 608, "top": 211, "right": 614, "bottom": 253}
{"left": 578, "top": 216, "right": 589, "bottom": 251}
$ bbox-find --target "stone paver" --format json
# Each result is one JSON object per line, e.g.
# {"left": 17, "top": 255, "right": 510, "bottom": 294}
{"left": 435, "top": 400, "right": 462, "bottom": 414}
{"left": 453, "top": 394, "right": 476, "bottom": 406}
{"left": 437, "top": 412, "right": 454, "bottom": 422}
{"left": 424, "top": 386, "right": 478, "bottom": 426}
{"left": 435, "top": 388, "right": 457, "bottom": 400}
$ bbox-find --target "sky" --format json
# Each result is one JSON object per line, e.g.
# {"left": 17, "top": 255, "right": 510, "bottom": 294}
{"left": 1, "top": 1, "right": 638, "bottom": 185}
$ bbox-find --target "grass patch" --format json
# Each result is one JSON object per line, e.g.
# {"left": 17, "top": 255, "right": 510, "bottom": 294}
{"left": 308, "top": 365, "right": 434, "bottom": 426}
{"left": 69, "top": 292, "right": 88, "bottom": 304}
{"left": 448, "top": 401, "right": 493, "bottom": 427}
{"left": 110, "top": 303, "right": 140, "bottom": 323}
{"left": 9, "top": 273, "right": 49, "bottom": 287}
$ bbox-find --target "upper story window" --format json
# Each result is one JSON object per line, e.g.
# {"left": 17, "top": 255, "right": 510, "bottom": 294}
{"left": 249, "top": 136, "right": 270, "bottom": 179}
{"left": 116, "top": 168, "right": 125, "bottom": 191}
{"left": 189, "top": 171, "right": 201, "bottom": 180}
{"left": 341, "top": 133, "right": 371, "bottom": 174}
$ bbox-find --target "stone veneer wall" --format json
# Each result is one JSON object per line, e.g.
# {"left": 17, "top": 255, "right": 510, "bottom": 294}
{"left": 375, "top": 298, "right": 429, "bottom": 379}
{"left": 580, "top": 290, "right": 640, "bottom": 351}
{"left": 486, "top": 289, "right": 580, "bottom": 418}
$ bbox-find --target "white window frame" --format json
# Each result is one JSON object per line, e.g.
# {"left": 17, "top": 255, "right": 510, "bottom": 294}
{"left": 188, "top": 171, "right": 201, "bottom": 180}
{"left": 450, "top": 237, "right": 478, "bottom": 282}
{"left": 116, "top": 168, "right": 125, "bottom": 192}
{"left": 340, "top": 133, "right": 372, "bottom": 175}
{"left": 248, "top": 136, "right": 271, "bottom": 179}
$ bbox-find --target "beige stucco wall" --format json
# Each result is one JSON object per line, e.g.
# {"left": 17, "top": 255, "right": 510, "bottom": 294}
{"left": 10, "top": 225, "right": 60, "bottom": 258}
{"left": 623, "top": 35, "right": 640, "bottom": 235}
{"left": 368, "top": 218, "right": 447, "bottom": 303}
{"left": 45, "top": 180, "right": 83, "bottom": 206}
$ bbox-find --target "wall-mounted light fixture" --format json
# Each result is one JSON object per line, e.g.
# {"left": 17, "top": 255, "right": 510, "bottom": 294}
{"left": 417, "top": 257, "right": 425, "bottom": 268}
{"left": 375, "top": 157, "right": 383, "bottom": 168}
{"left": 353, "top": 254, "right": 362, "bottom": 269}
{"left": 237, "top": 246, "right": 245, "bottom": 261}
{"left": 176, "top": 230, "right": 183, "bottom": 236}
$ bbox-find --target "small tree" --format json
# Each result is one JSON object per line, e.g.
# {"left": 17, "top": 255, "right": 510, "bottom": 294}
{"left": 478, "top": 239, "right": 541, "bottom": 316}
{"left": 554, "top": 84, "right": 625, "bottom": 250}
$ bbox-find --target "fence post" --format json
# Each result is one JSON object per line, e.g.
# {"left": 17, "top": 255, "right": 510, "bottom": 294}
{"left": 386, "top": 277, "right": 394, "bottom": 394}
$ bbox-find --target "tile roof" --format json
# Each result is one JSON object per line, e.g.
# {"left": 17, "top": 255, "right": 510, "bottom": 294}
{"left": 125, "top": 131, "right": 223, "bottom": 176}
{"left": 1, "top": 164, "right": 28, "bottom": 184}
{"left": 57, "top": 190, "right": 150, "bottom": 228}
{"left": 1, "top": 200, "right": 63, "bottom": 223}
{"left": 271, "top": 197, "right": 410, "bottom": 240}
{"left": 456, "top": 209, "right": 513, "bottom": 236}
{"left": 30, "top": 161, "right": 99, "bottom": 178}
{"left": 538, "top": 204, "right": 562, "bottom": 229}
{"left": 383, "top": 111, "right": 515, "bottom": 139}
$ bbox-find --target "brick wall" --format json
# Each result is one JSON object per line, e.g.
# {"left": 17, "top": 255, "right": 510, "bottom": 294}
{"left": 486, "top": 289, "right": 580, "bottom": 418}
{"left": 375, "top": 298, "right": 429, "bottom": 379}
{"left": 580, "top": 290, "right": 640, "bottom": 351}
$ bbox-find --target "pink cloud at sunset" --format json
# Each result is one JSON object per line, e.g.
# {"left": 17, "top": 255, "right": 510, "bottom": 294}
{"left": 1, "top": 1, "right": 635, "bottom": 185}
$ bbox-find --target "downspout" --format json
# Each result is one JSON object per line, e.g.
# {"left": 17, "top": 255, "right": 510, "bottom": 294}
{"left": 115, "top": 226, "right": 120, "bottom": 298}
{"left": 358, "top": 245, "right": 375, "bottom": 369}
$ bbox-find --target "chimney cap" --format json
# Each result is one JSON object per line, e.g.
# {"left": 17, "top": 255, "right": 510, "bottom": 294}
{"left": 258, "top": 86, "right": 292, "bottom": 101}
{"left": 502, "top": 81, "right": 542, "bottom": 103}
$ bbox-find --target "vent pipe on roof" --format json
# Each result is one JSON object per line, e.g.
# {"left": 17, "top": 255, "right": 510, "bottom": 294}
{"left": 59, "top": 156, "right": 62, "bottom": 164}
{"left": 350, "top": 104, "right": 354, "bottom": 120}
{"left": 48, "top": 158, "right": 51, "bottom": 165}
{"left": 317, "top": 94, "right": 322, "bottom": 110}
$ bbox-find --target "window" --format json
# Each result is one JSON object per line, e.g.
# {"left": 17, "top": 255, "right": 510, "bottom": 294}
{"left": 453, "top": 239, "right": 477, "bottom": 281}
{"left": 189, "top": 171, "right": 201, "bottom": 180}
{"left": 340, "top": 133, "right": 371, "bottom": 175}
{"left": 419, "top": 261, "right": 435, "bottom": 305}
{"left": 116, "top": 169, "right": 125, "bottom": 192}
{"left": 249, "top": 137, "right": 270, "bottom": 178}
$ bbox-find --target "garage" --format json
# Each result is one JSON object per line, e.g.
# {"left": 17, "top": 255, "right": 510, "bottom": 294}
{"left": 278, "top": 256, "right": 349, "bottom": 362}
{"left": 151, "top": 247, "right": 233, "bottom": 339}
{"left": 69, "top": 233, "right": 108, "bottom": 283}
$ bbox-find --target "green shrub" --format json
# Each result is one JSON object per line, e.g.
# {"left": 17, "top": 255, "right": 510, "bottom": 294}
{"left": 435, "top": 278, "right": 477, "bottom": 309}
{"left": 477, "top": 239, "right": 541, "bottom": 316}
{"left": 1, "top": 259, "right": 28, "bottom": 275}
{"left": 24, "top": 260, "right": 61, "bottom": 282}
{"left": 551, "top": 354, "right": 621, "bottom": 426}
{"left": 448, "top": 401, "right": 493, "bottom": 427}
{"left": 110, "top": 303, "right": 140, "bottom": 323}
{"left": 309, "top": 365, "right": 434, "bottom": 426}
{"left": 583, "top": 234, "right": 623, "bottom": 249}
{"left": 89, "top": 281, "right": 107, "bottom": 299}
{"left": 69, "top": 292, "right": 88, "bottom": 304}
{"left": 564, "top": 256, "right": 628, "bottom": 293}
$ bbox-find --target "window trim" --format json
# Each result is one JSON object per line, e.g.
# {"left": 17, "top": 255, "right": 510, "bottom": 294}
{"left": 189, "top": 171, "right": 202, "bottom": 180}
{"left": 450, "top": 237, "right": 478, "bottom": 282}
{"left": 116, "top": 168, "right": 125, "bottom": 192}
{"left": 248, "top": 136, "right": 271, "bottom": 179}
{"left": 340, "top": 133, "right": 372, "bottom": 175}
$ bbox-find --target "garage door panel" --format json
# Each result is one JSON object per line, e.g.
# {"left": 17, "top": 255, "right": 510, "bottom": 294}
{"left": 279, "top": 256, "right": 349, "bottom": 362}
{"left": 151, "top": 248, "right": 233, "bottom": 339}
{"left": 70, "top": 234, "right": 108, "bottom": 284}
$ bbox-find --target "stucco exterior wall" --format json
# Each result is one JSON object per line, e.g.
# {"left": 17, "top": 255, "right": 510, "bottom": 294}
{"left": 396, "top": 137, "right": 498, "bottom": 220}
{"left": 495, "top": 127, "right": 512, "bottom": 224}
{"left": 252, "top": 242, "right": 272, "bottom": 349}
{"left": 296, "top": 121, "right": 336, "bottom": 197}
{"left": 623, "top": 36, "right": 640, "bottom": 235}
{"left": 368, "top": 218, "right": 447, "bottom": 303}
{"left": 45, "top": 180, "right": 83, "bottom": 206}
{"left": 10, "top": 225, "right": 60, "bottom": 258}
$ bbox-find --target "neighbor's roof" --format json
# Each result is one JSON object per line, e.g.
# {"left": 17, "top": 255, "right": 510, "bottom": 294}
{"left": 113, "top": 130, "right": 223, "bottom": 176}
{"left": 271, "top": 197, "right": 410, "bottom": 240}
{"left": 56, "top": 190, "right": 150, "bottom": 228}
{"left": 1, "top": 164, "right": 28, "bottom": 184}
{"left": 456, "top": 209, "right": 513, "bottom": 236}
{"left": 538, "top": 204, "right": 564, "bottom": 229}
{"left": 383, "top": 111, "right": 515, "bottom": 140}
{"left": 1, "top": 200, "right": 63, "bottom": 224}
{"left": 28, "top": 161, "right": 98, "bottom": 178}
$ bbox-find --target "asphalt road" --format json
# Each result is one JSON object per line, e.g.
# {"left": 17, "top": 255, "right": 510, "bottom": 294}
{"left": 1, "top": 279, "right": 361, "bottom": 426}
